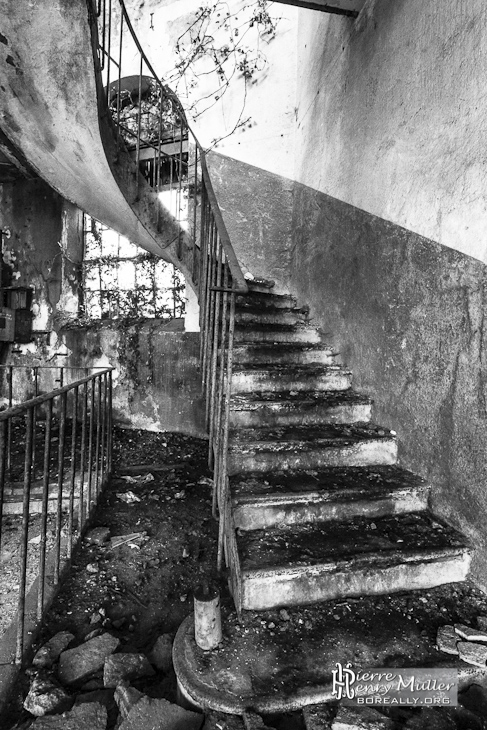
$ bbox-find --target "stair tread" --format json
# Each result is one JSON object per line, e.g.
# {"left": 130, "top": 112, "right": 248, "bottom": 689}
{"left": 236, "top": 322, "right": 318, "bottom": 332}
{"left": 229, "top": 423, "right": 394, "bottom": 450}
{"left": 238, "top": 512, "right": 470, "bottom": 573}
{"left": 231, "top": 464, "right": 427, "bottom": 501}
{"left": 232, "top": 364, "right": 348, "bottom": 374}
{"left": 233, "top": 343, "right": 334, "bottom": 352}
{"left": 231, "top": 390, "right": 370, "bottom": 411}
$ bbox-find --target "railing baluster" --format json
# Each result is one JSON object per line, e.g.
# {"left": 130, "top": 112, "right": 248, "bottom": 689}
{"left": 94, "top": 376, "right": 102, "bottom": 498}
{"left": 54, "top": 392, "right": 67, "bottom": 586}
{"left": 79, "top": 382, "right": 88, "bottom": 531}
{"left": 0, "top": 420, "right": 6, "bottom": 552}
{"left": 208, "top": 238, "right": 223, "bottom": 466}
{"left": 87, "top": 378, "right": 95, "bottom": 520}
{"left": 67, "top": 386, "right": 79, "bottom": 559}
{"left": 16, "top": 407, "right": 34, "bottom": 663}
{"left": 37, "top": 399, "right": 52, "bottom": 620}
{"left": 7, "top": 365, "right": 12, "bottom": 473}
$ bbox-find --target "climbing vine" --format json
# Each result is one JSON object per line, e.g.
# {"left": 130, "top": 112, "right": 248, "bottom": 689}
{"left": 165, "top": 0, "right": 281, "bottom": 145}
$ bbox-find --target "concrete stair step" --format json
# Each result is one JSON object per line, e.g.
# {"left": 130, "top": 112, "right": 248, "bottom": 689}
{"left": 235, "top": 323, "right": 322, "bottom": 344}
{"left": 245, "top": 278, "right": 275, "bottom": 294}
{"left": 231, "top": 465, "right": 430, "bottom": 530}
{"left": 236, "top": 512, "right": 472, "bottom": 610}
{"left": 230, "top": 390, "right": 372, "bottom": 428}
{"left": 228, "top": 423, "right": 397, "bottom": 473}
{"left": 233, "top": 343, "right": 337, "bottom": 366}
{"left": 236, "top": 292, "right": 297, "bottom": 310}
{"left": 235, "top": 307, "right": 308, "bottom": 327}
{"left": 231, "top": 364, "right": 352, "bottom": 394}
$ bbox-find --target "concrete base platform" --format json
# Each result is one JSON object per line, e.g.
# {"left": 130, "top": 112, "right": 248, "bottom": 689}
{"left": 173, "top": 584, "right": 487, "bottom": 715}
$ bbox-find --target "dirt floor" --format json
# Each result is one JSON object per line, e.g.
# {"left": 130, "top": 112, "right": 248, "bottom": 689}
{"left": 2, "top": 428, "right": 487, "bottom": 729}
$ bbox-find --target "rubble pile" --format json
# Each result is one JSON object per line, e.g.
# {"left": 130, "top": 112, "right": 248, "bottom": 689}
{"left": 15, "top": 628, "right": 203, "bottom": 730}
{"left": 437, "top": 617, "right": 487, "bottom": 666}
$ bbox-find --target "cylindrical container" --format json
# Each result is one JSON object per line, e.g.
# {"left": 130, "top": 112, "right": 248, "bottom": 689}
{"left": 193, "top": 583, "right": 222, "bottom": 650}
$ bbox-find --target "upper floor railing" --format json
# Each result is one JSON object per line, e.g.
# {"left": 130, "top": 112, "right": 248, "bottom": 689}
{"left": 89, "top": 0, "right": 248, "bottom": 571}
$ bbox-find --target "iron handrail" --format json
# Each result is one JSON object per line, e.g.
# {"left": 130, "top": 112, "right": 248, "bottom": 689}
{"left": 0, "top": 367, "right": 114, "bottom": 421}
{"left": 91, "top": 0, "right": 249, "bottom": 294}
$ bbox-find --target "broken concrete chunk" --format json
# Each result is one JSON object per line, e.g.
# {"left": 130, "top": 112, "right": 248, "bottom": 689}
{"left": 58, "top": 633, "right": 120, "bottom": 685}
{"left": 114, "top": 682, "right": 145, "bottom": 719}
{"left": 203, "top": 711, "right": 245, "bottom": 729}
{"left": 24, "top": 676, "right": 72, "bottom": 717}
{"left": 103, "top": 653, "right": 154, "bottom": 688}
{"left": 119, "top": 696, "right": 203, "bottom": 730}
{"left": 332, "top": 705, "right": 394, "bottom": 730}
{"left": 457, "top": 640, "right": 487, "bottom": 667}
{"left": 477, "top": 616, "right": 487, "bottom": 631}
{"left": 85, "top": 527, "right": 111, "bottom": 545}
{"left": 30, "top": 701, "right": 107, "bottom": 729}
{"left": 32, "top": 631, "right": 75, "bottom": 668}
{"left": 455, "top": 623, "right": 487, "bottom": 642}
{"left": 148, "top": 634, "right": 173, "bottom": 672}
{"left": 436, "top": 624, "right": 459, "bottom": 655}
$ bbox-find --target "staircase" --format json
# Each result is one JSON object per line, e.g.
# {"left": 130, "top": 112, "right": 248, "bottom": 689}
{"left": 224, "top": 280, "right": 471, "bottom": 612}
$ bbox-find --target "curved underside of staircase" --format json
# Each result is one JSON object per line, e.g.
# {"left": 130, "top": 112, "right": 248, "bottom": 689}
{"left": 0, "top": 0, "right": 192, "bottom": 279}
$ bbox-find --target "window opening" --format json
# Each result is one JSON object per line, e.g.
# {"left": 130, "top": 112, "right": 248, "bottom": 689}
{"left": 81, "top": 215, "right": 185, "bottom": 321}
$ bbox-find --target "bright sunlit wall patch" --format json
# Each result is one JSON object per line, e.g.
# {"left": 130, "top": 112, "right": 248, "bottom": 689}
{"left": 81, "top": 215, "right": 185, "bottom": 321}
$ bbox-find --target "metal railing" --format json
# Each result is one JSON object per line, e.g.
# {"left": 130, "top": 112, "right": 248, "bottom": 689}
{"left": 0, "top": 367, "right": 113, "bottom": 662}
{"left": 89, "top": 0, "right": 249, "bottom": 573}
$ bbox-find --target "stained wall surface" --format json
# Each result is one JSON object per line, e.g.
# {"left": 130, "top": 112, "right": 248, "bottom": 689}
{"left": 295, "top": 0, "right": 487, "bottom": 263}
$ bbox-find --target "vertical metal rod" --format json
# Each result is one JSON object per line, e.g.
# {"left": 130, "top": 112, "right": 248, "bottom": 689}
{"left": 213, "top": 263, "right": 229, "bottom": 518}
{"left": 86, "top": 379, "right": 95, "bottom": 520}
{"left": 204, "top": 219, "right": 217, "bottom": 408}
{"left": 202, "top": 215, "right": 215, "bottom": 389}
{"left": 32, "top": 367, "right": 38, "bottom": 480}
{"left": 107, "top": 370, "right": 113, "bottom": 476}
{"left": 7, "top": 366, "right": 12, "bottom": 472}
{"left": 100, "top": 0, "right": 107, "bottom": 70}
{"left": 136, "top": 55, "right": 143, "bottom": 196}
{"left": 37, "top": 399, "right": 52, "bottom": 620}
{"left": 106, "top": 0, "right": 112, "bottom": 102}
{"left": 208, "top": 238, "right": 223, "bottom": 465}
{"left": 67, "top": 386, "right": 78, "bottom": 559}
{"left": 100, "top": 373, "right": 107, "bottom": 487}
{"left": 192, "top": 142, "right": 198, "bottom": 272}
{"left": 198, "top": 187, "right": 209, "bottom": 346}
{"left": 16, "top": 408, "right": 34, "bottom": 663}
{"left": 78, "top": 383, "right": 88, "bottom": 530}
{"left": 54, "top": 392, "right": 67, "bottom": 586}
{"left": 0, "top": 420, "right": 6, "bottom": 552}
{"left": 117, "top": 12, "right": 124, "bottom": 148}
{"left": 217, "top": 292, "right": 236, "bottom": 571}
{"left": 177, "top": 123, "right": 184, "bottom": 258}
{"left": 94, "top": 376, "right": 102, "bottom": 497}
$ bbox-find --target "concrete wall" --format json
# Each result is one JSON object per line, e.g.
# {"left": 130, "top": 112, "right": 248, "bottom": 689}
{"left": 63, "top": 323, "right": 205, "bottom": 437}
{"left": 0, "top": 177, "right": 82, "bottom": 338}
{"left": 207, "top": 153, "right": 294, "bottom": 292}
{"left": 290, "top": 182, "right": 487, "bottom": 588}
{"left": 294, "top": 0, "right": 487, "bottom": 264}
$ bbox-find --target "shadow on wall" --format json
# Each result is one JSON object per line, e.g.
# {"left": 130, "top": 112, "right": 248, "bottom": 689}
{"left": 63, "top": 321, "right": 206, "bottom": 438}
{"left": 289, "top": 181, "right": 487, "bottom": 589}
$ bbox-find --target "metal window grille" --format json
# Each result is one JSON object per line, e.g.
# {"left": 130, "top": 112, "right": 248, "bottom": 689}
{"left": 80, "top": 215, "right": 186, "bottom": 320}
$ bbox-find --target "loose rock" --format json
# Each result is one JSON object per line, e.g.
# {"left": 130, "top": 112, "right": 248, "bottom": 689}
{"left": 148, "top": 634, "right": 173, "bottom": 672}
{"left": 103, "top": 652, "right": 154, "bottom": 688}
{"left": 32, "top": 631, "right": 75, "bottom": 669}
{"left": 23, "top": 676, "right": 71, "bottom": 717}
{"left": 332, "top": 705, "right": 394, "bottom": 730}
{"left": 114, "top": 682, "right": 145, "bottom": 719}
{"left": 436, "top": 625, "right": 459, "bottom": 655}
{"left": 85, "top": 527, "right": 111, "bottom": 546}
{"left": 58, "top": 633, "right": 120, "bottom": 685}
{"left": 455, "top": 623, "right": 487, "bottom": 642}
{"left": 118, "top": 696, "right": 203, "bottom": 730}
{"left": 457, "top": 641, "right": 487, "bottom": 667}
{"left": 30, "top": 701, "right": 107, "bottom": 729}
